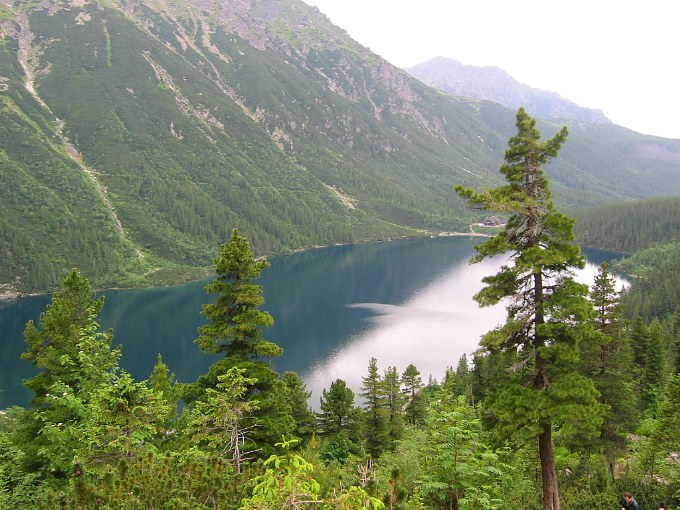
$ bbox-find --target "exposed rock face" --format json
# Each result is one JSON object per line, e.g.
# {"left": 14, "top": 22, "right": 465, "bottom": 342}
{"left": 406, "top": 56, "right": 611, "bottom": 124}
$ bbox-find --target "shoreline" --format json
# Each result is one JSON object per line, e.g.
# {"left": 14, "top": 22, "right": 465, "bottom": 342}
{"left": 0, "top": 229, "right": 495, "bottom": 302}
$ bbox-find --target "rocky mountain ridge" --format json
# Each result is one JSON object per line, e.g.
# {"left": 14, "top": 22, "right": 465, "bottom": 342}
{"left": 406, "top": 56, "right": 611, "bottom": 124}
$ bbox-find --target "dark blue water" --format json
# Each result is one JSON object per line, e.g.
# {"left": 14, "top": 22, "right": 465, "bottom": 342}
{"left": 0, "top": 238, "right": 623, "bottom": 408}
{"left": 0, "top": 236, "right": 481, "bottom": 408}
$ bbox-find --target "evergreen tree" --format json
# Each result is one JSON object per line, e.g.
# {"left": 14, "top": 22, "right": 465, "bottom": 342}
{"left": 149, "top": 353, "right": 180, "bottom": 426}
{"left": 186, "top": 367, "right": 258, "bottom": 473}
{"left": 187, "top": 230, "right": 294, "bottom": 455}
{"left": 318, "top": 379, "right": 357, "bottom": 437}
{"left": 21, "top": 269, "right": 111, "bottom": 404}
{"left": 400, "top": 364, "right": 426, "bottom": 426}
{"left": 649, "top": 373, "right": 680, "bottom": 460}
{"left": 420, "top": 391, "right": 508, "bottom": 510}
{"left": 455, "top": 108, "right": 602, "bottom": 510}
{"left": 78, "top": 370, "right": 170, "bottom": 466}
{"left": 590, "top": 263, "right": 622, "bottom": 339}
{"left": 360, "top": 358, "right": 389, "bottom": 459}
{"left": 641, "top": 321, "right": 668, "bottom": 412}
{"left": 18, "top": 270, "right": 121, "bottom": 477}
{"left": 382, "top": 366, "right": 405, "bottom": 450}
{"left": 454, "top": 354, "right": 474, "bottom": 405}
{"left": 282, "top": 371, "right": 317, "bottom": 442}
{"left": 582, "top": 263, "right": 638, "bottom": 474}
{"left": 194, "top": 229, "right": 278, "bottom": 360}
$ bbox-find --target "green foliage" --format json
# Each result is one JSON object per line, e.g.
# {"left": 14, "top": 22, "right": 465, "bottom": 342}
{"left": 186, "top": 367, "right": 258, "bottom": 473}
{"left": 579, "top": 264, "right": 639, "bottom": 463}
{"left": 77, "top": 370, "right": 170, "bottom": 465}
{"left": 419, "top": 395, "right": 509, "bottom": 510}
{"left": 456, "top": 108, "right": 603, "bottom": 509}
{"left": 18, "top": 269, "right": 122, "bottom": 477}
{"left": 21, "top": 269, "right": 110, "bottom": 403}
{"left": 616, "top": 242, "right": 680, "bottom": 320}
{"left": 400, "top": 364, "right": 426, "bottom": 426}
{"left": 149, "top": 353, "right": 180, "bottom": 425}
{"left": 195, "top": 229, "right": 275, "bottom": 359}
{"left": 282, "top": 371, "right": 317, "bottom": 442}
{"left": 239, "top": 437, "right": 321, "bottom": 509}
{"left": 318, "top": 378, "right": 359, "bottom": 438}
{"left": 575, "top": 196, "right": 680, "bottom": 254}
{"left": 360, "top": 358, "right": 390, "bottom": 459}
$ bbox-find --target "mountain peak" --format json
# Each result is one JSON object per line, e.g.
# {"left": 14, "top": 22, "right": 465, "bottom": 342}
{"left": 405, "top": 56, "right": 611, "bottom": 124}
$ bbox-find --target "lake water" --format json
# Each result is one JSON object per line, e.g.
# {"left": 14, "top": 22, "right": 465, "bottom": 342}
{"left": 0, "top": 236, "right": 623, "bottom": 409}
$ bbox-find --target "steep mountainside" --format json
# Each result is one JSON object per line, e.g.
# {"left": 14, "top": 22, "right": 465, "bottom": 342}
{"left": 1, "top": 0, "right": 679, "bottom": 295}
{"left": 406, "top": 56, "right": 611, "bottom": 124}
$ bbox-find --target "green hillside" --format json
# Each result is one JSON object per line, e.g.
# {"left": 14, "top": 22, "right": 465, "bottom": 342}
{"left": 1, "top": 0, "right": 680, "bottom": 294}
{"left": 574, "top": 195, "right": 680, "bottom": 254}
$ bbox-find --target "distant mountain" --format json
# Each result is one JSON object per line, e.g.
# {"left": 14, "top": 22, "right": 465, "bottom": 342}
{"left": 405, "top": 57, "right": 611, "bottom": 124}
{"left": 0, "top": 0, "right": 679, "bottom": 295}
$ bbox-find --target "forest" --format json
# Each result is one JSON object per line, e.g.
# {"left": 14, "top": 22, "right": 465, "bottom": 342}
{"left": 1, "top": 110, "right": 678, "bottom": 509}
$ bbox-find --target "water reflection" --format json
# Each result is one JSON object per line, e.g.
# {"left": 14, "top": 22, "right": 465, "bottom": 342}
{"left": 304, "top": 257, "right": 505, "bottom": 404}
{"left": 304, "top": 258, "right": 627, "bottom": 406}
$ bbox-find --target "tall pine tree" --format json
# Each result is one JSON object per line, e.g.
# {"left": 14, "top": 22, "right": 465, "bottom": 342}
{"left": 455, "top": 108, "right": 602, "bottom": 510}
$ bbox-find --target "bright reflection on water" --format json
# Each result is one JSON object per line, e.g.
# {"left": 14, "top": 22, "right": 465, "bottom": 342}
{"left": 304, "top": 257, "right": 505, "bottom": 402}
{"left": 303, "top": 256, "right": 627, "bottom": 406}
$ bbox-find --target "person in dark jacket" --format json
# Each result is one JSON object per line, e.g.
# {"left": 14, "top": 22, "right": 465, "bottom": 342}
{"left": 620, "top": 492, "right": 640, "bottom": 510}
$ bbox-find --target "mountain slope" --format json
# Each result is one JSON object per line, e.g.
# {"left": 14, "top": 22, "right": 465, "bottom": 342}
{"left": 1, "top": 0, "right": 679, "bottom": 295}
{"left": 405, "top": 56, "right": 611, "bottom": 124}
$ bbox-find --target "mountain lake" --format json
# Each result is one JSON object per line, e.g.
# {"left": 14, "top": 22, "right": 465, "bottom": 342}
{"left": 0, "top": 236, "right": 623, "bottom": 409}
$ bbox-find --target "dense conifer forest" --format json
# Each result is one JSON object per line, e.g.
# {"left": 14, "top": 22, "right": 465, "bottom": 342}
{"left": 1, "top": 111, "right": 678, "bottom": 509}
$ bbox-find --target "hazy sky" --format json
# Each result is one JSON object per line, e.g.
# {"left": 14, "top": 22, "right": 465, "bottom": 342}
{"left": 303, "top": 0, "right": 680, "bottom": 139}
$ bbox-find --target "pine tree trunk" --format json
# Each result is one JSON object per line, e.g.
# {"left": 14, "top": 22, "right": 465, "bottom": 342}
{"left": 539, "top": 421, "right": 561, "bottom": 510}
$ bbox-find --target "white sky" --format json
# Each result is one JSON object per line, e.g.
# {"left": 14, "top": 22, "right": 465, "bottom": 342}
{"left": 303, "top": 0, "right": 680, "bottom": 139}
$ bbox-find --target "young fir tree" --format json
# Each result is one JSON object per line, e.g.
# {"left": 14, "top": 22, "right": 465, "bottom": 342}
{"left": 317, "top": 378, "right": 360, "bottom": 464}
{"left": 455, "top": 108, "right": 602, "bottom": 510}
{"left": 19, "top": 269, "right": 121, "bottom": 477}
{"left": 149, "top": 353, "right": 180, "bottom": 426}
{"left": 282, "top": 371, "right": 317, "bottom": 442}
{"left": 188, "top": 229, "right": 293, "bottom": 455}
{"left": 318, "top": 378, "right": 357, "bottom": 436}
{"left": 22, "top": 269, "right": 111, "bottom": 404}
{"left": 454, "top": 354, "right": 475, "bottom": 405}
{"left": 194, "top": 228, "right": 278, "bottom": 361}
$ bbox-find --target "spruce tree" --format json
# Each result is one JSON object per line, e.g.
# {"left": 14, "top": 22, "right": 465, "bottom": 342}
{"left": 22, "top": 268, "right": 110, "bottom": 404}
{"left": 455, "top": 108, "right": 602, "bottom": 510}
{"left": 318, "top": 379, "right": 357, "bottom": 436}
{"left": 582, "top": 263, "right": 638, "bottom": 474}
{"left": 317, "top": 378, "right": 361, "bottom": 464}
{"left": 188, "top": 229, "right": 293, "bottom": 455}
{"left": 194, "top": 228, "right": 278, "bottom": 360}
{"left": 382, "top": 366, "right": 405, "bottom": 449}
{"left": 282, "top": 371, "right": 317, "bottom": 442}
{"left": 19, "top": 269, "right": 121, "bottom": 477}
{"left": 360, "top": 358, "right": 389, "bottom": 459}
{"left": 149, "top": 353, "right": 180, "bottom": 426}
{"left": 400, "top": 364, "right": 426, "bottom": 426}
